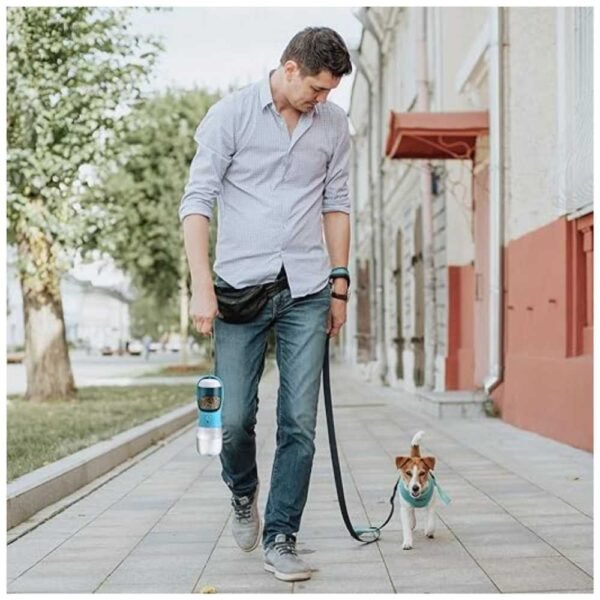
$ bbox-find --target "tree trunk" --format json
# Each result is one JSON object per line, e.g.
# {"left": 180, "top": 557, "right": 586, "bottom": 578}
{"left": 18, "top": 237, "right": 76, "bottom": 402}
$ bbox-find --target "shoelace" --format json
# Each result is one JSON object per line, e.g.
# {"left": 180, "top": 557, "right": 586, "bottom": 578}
{"left": 273, "top": 539, "right": 297, "bottom": 557}
{"left": 232, "top": 497, "right": 253, "bottom": 523}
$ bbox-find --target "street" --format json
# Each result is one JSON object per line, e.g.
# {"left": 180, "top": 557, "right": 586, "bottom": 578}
{"left": 7, "top": 349, "right": 205, "bottom": 396}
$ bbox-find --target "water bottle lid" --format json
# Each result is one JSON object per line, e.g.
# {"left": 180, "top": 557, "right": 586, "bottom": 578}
{"left": 198, "top": 376, "right": 221, "bottom": 388}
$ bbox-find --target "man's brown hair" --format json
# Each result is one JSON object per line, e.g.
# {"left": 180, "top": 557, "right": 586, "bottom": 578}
{"left": 280, "top": 27, "right": 352, "bottom": 78}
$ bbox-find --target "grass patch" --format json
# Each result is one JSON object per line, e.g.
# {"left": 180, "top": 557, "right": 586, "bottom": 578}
{"left": 7, "top": 384, "right": 195, "bottom": 483}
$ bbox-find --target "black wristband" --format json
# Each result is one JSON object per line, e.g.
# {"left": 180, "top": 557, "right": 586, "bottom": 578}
{"left": 331, "top": 291, "right": 349, "bottom": 302}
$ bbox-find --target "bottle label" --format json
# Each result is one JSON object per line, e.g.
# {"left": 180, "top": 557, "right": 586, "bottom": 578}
{"left": 199, "top": 410, "right": 222, "bottom": 429}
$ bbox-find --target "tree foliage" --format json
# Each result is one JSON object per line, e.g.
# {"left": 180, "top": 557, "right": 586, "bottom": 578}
{"left": 81, "top": 88, "right": 220, "bottom": 304}
{"left": 7, "top": 7, "right": 162, "bottom": 288}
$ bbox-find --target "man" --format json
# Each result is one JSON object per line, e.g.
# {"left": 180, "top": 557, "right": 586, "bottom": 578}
{"left": 179, "top": 27, "right": 352, "bottom": 582}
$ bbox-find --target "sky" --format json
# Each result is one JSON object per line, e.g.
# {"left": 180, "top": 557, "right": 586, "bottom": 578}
{"left": 129, "top": 7, "right": 363, "bottom": 113}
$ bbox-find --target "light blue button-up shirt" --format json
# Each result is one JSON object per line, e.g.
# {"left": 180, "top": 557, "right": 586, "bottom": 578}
{"left": 179, "top": 71, "right": 351, "bottom": 298}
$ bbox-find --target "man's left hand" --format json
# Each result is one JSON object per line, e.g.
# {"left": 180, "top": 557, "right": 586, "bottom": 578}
{"left": 327, "top": 280, "right": 348, "bottom": 337}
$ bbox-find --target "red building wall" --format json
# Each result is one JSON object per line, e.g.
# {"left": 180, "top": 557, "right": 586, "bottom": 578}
{"left": 492, "top": 215, "right": 593, "bottom": 451}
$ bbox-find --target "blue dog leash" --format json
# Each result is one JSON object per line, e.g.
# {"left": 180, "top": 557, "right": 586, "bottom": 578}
{"left": 322, "top": 336, "right": 451, "bottom": 544}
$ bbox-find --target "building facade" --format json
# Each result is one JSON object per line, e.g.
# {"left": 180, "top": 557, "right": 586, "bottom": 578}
{"left": 346, "top": 7, "right": 593, "bottom": 451}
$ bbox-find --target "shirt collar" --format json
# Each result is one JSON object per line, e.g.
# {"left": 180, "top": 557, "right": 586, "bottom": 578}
{"left": 259, "top": 70, "right": 275, "bottom": 109}
{"left": 259, "top": 69, "right": 321, "bottom": 116}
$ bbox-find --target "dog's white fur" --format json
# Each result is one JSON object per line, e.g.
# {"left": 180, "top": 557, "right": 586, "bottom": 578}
{"left": 397, "top": 430, "right": 436, "bottom": 550}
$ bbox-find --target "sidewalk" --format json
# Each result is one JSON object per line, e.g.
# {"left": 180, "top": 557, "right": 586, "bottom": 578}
{"left": 7, "top": 362, "right": 593, "bottom": 593}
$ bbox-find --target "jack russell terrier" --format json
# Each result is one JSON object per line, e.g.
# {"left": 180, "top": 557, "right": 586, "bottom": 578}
{"left": 395, "top": 430, "right": 450, "bottom": 550}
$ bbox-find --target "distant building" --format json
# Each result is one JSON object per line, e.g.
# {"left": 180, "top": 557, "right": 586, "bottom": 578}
{"left": 7, "top": 248, "right": 133, "bottom": 352}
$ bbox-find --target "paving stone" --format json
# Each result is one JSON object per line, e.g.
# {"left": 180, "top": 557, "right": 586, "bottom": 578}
{"left": 391, "top": 566, "right": 498, "bottom": 593}
{"left": 562, "top": 548, "right": 594, "bottom": 576}
{"left": 8, "top": 574, "right": 102, "bottom": 593}
{"left": 294, "top": 577, "right": 394, "bottom": 593}
{"left": 193, "top": 574, "right": 293, "bottom": 593}
{"left": 478, "top": 556, "right": 593, "bottom": 592}
{"left": 7, "top": 535, "right": 67, "bottom": 579}
{"left": 527, "top": 522, "right": 593, "bottom": 550}
{"left": 103, "top": 554, "right": 205, "bottom": 585}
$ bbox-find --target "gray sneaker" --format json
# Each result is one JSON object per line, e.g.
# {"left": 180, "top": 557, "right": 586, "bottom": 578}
{"left": 231, "top": 486, "right": 261, "bottom": 552}
{"left": 264, "top": 534, "right": 311, "bottom": 582}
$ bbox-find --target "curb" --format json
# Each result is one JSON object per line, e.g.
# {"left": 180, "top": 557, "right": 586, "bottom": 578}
{"left": 7, "top": 403, "right": 196, "bottom": 530}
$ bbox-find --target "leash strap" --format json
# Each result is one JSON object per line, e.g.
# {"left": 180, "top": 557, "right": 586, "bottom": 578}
{"left": 322, "top": 335, "right": 400, "bottom": 544}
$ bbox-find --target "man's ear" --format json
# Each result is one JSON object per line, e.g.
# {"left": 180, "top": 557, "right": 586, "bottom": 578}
{"left": 422, "top": 456, "right": 436, "bottom": 471}
{"left": 283, "top": 60, "right": 300, "bottom": 78}
{"left": 395, "top": 456, "right": 411, "bottom": 471}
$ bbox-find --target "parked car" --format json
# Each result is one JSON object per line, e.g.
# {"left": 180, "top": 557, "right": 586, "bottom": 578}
{"left": 128, "top": 340, "right": 143, "bottom": 356}
{"left": 166, "top": 336, "right": 181, "bottom": 352}
{"left": 7, "top": 352, "right": 24, "bottom": 364}
{"left": 101, "top": 345, "right": 114, "bottom": 356}
{"left": 149, "top": 341, "right": 162, "bottom": 353}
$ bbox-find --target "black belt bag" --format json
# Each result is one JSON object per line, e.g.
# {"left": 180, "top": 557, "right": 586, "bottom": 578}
{"left": 214, "top": 274, "right": 288, "bottom": 324}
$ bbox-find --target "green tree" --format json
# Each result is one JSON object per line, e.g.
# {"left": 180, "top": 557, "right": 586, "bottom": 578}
{"left": 82, "top": 88, "right": 220, "bottom": 364}
{"left": 7, "top": 7, "right": 161, "bottom": 401}
{"left": 129, "top": 294, "right": 179, "bottom": 341}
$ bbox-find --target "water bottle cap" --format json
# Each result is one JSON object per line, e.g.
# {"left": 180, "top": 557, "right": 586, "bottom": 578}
{"left": 198, "top": 376, "right": 221, "bottom": 388}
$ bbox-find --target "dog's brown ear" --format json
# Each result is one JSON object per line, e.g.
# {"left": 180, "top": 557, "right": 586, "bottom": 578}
{"left": 422, "top": 456, "right": 436, "bottom": 471}
{"left": 395, "top": 456, "right": 411, "bottom": 470}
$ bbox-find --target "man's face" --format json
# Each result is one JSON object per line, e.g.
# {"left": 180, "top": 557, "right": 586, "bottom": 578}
{"left": 283, "top": 61, "right": 341, "bottom": 112}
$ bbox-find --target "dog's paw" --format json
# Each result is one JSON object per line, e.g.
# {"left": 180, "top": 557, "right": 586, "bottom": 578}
{"left": 402, "top": 541, "right": 413, "bottom": 550}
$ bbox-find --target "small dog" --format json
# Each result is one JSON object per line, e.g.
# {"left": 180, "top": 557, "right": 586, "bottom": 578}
{"left": 395, "top": 430, "right": 437, "bottom": 550}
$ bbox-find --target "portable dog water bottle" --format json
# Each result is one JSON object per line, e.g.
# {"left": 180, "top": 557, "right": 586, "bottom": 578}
{"left": 196, "top": 375, "right": 223, "bottom": 456}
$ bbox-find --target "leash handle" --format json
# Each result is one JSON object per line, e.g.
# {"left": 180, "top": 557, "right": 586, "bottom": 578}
{"left": 322, "top": 336, "right": 398, "bottom": 544}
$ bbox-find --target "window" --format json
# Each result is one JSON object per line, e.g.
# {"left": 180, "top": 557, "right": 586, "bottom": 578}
{"left": 567, "top": 213, "right": 593, "bottom": 356}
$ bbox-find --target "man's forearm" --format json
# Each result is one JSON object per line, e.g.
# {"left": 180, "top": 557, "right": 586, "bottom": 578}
{"left": 323, "top": 212, "right": 350, "bottom": 292}
{"left": 323, "top": 211, "right": 350, "bottom": 268}
{"left": 182, "top": 214, "right": 213, "bottom": 287}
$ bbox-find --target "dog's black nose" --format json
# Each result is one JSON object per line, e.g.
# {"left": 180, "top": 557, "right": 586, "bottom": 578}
{"left": 412, "top": 485, "right": 419, "bottom": 493}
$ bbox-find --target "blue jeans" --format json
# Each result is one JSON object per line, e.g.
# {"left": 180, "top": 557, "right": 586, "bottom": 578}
{"left": 213, "top": 274, "right": 330, "bottom": 547}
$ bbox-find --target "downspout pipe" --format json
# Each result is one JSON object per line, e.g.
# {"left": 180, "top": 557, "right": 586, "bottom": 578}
{"left": 355, "top": 7, "right": 389, "bottom": 384}
{"left": 484, "top": 7, "right": 505, "bottom": 395}
{"left": 349, "top": 49, "right": 377, "bottom": 362}
{"left": 416, "top": 7, "right": 437, "bottom": 390}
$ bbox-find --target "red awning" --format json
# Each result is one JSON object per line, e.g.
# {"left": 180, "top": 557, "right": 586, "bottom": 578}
{"left": 385, "top": 111, "right": 489, "bottom": 160}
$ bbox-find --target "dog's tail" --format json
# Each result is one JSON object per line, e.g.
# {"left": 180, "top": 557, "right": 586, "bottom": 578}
{"left": 411, "top": 430, "right": 425, "bottom": 457}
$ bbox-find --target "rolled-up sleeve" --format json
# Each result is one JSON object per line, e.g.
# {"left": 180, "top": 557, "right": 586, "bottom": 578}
{"left": 179, "top": 99, "right": 235, "bottom": 222}
{"left": 322, "top": 113, "right": 351, "bottom": 215}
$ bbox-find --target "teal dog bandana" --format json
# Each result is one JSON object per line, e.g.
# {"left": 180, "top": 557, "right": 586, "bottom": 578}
{"left": 398, "top": 472, "right": 451, "bottom": 508}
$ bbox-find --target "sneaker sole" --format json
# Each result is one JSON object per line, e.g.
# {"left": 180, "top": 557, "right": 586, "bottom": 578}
{"left": 264, "top": 563, "right": 311, "bottom": 582}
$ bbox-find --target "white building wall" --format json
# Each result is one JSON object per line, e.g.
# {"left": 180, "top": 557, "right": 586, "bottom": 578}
{"left": 506, "top": 8, "right": 558, "bottom": 242}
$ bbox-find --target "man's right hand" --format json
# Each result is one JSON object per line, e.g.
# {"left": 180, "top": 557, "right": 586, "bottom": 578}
{"left": 190, "top": 282, "right": 220, "bottom": 336}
